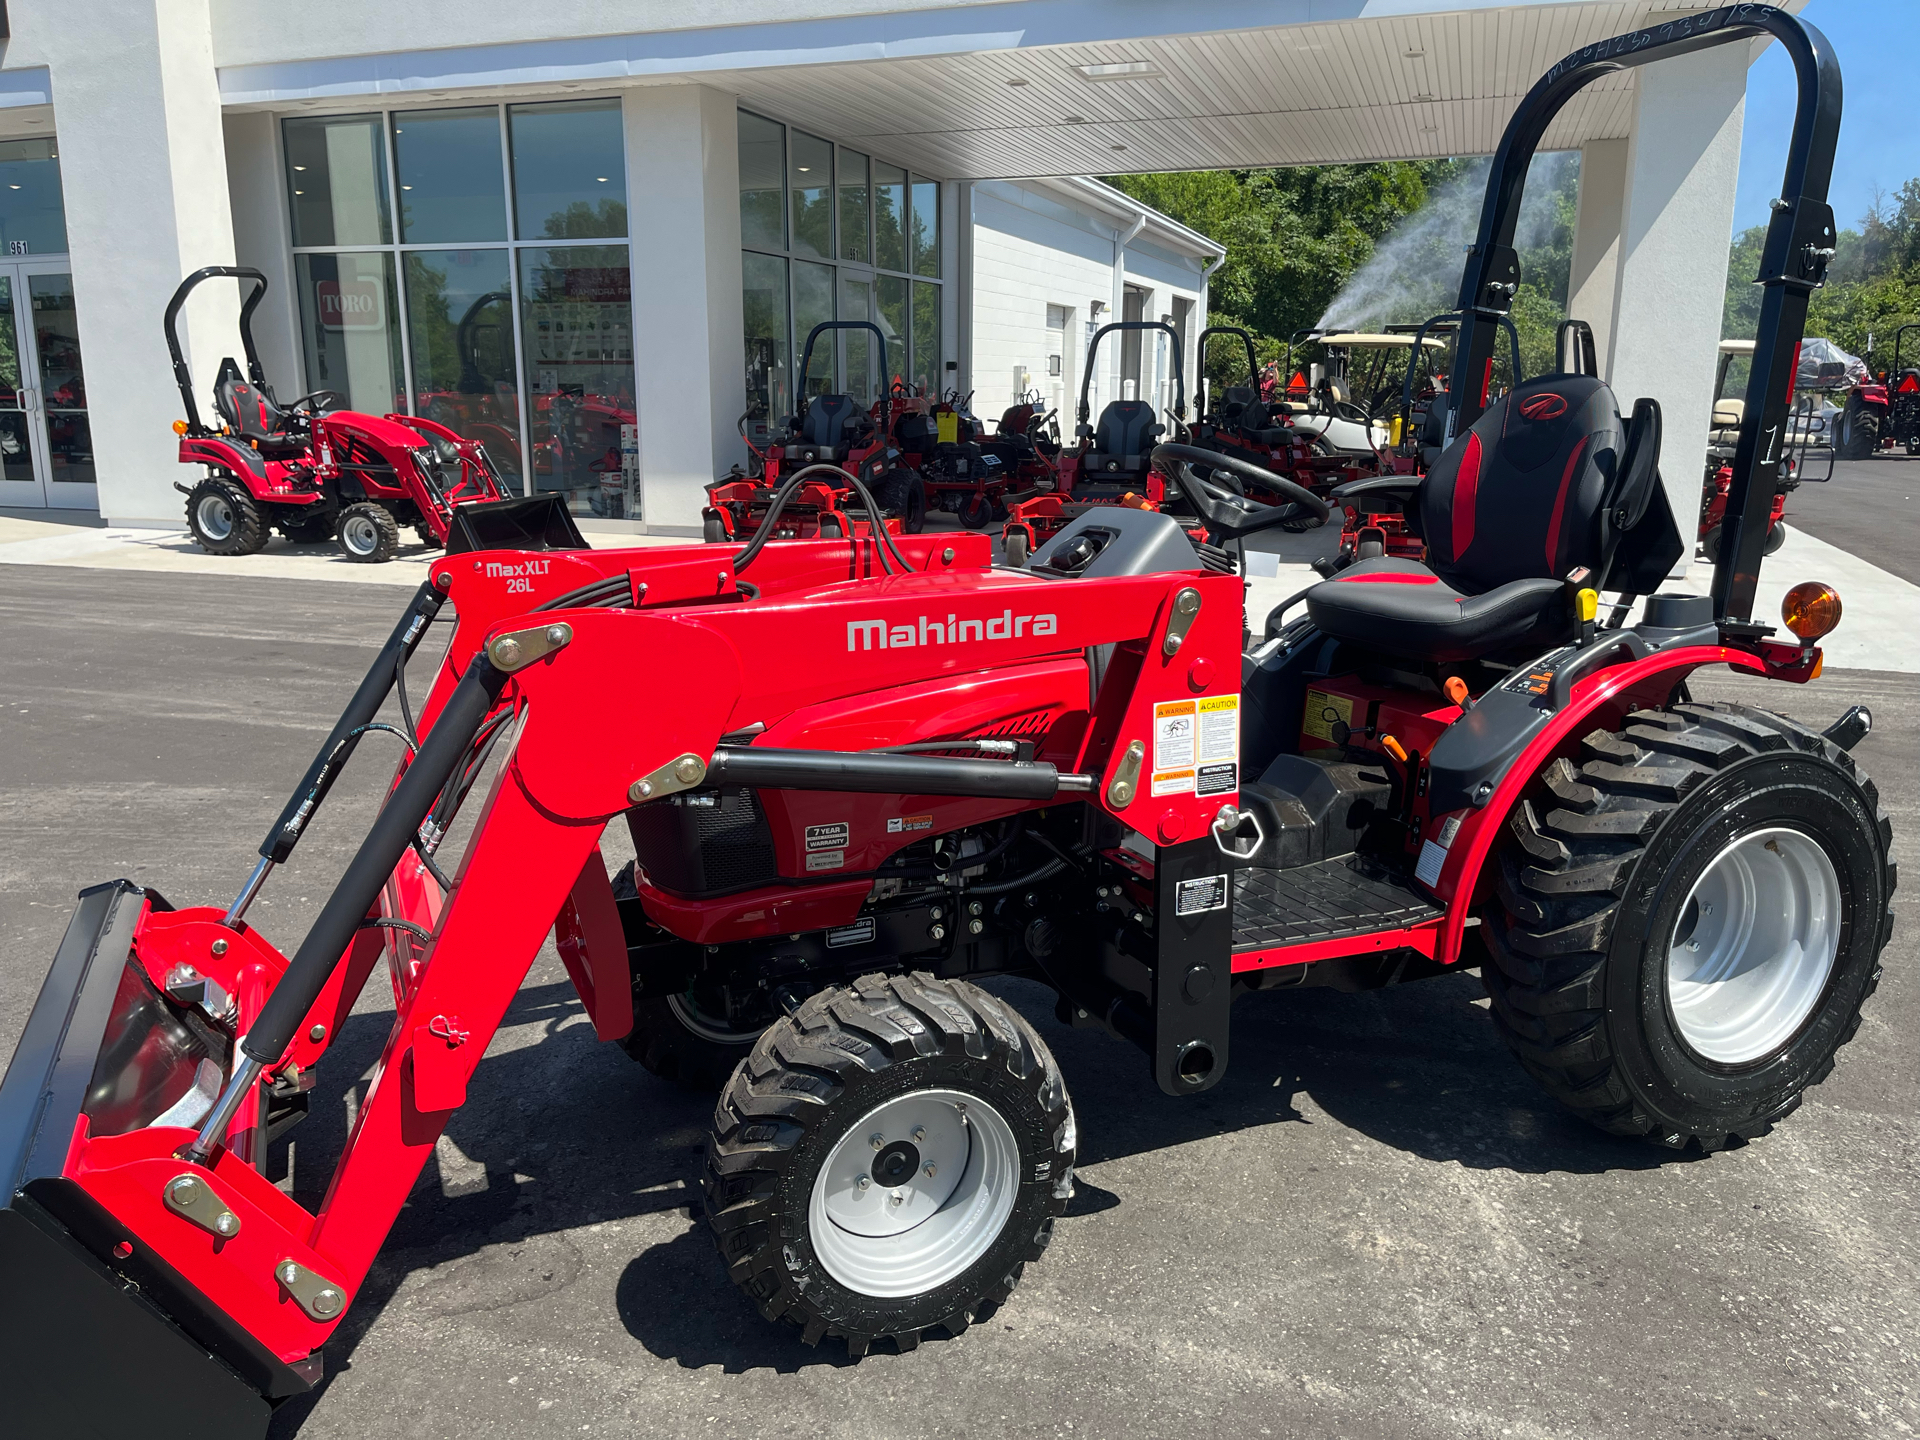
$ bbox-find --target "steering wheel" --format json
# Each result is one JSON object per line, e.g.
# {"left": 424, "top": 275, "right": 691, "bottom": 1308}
{"left": 1152, "top": 443, "right": 1331, "bottom": 544}
{"left": 287, "top": 390, "right": 346, "bottom": 416}
{"left": 1328, "top": 399, "right": 1373, "bottom": 426}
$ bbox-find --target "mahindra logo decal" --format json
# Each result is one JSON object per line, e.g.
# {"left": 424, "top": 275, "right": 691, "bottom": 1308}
{"left": 848, "top": 610, "right": 1058, "bottom": 651}
{"left": 1519, "top": 393, "right": 1568, "bottom": 421}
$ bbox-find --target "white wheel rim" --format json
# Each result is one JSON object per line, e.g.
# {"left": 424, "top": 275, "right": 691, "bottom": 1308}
{"left": 343, "top": 514, "right": 379, "bottom": 554}
{"left": 809, "top": 1088, "right": 1019, "bottom": 1298}
{"left": 197, "top": 495, "right": 234, "bottom": 540}
{"left": 1666, "top": 826, "right": 1841, "bottom": 1064}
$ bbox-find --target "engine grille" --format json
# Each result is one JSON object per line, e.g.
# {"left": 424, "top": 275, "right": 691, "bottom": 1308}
{"left": 625, "top": 786, "right": 779, "bottom": 896}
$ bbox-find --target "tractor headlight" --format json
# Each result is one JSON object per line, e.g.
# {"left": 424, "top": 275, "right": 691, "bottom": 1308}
{"left": 1782, "top": 581, "right": 1842, "bottom": 641}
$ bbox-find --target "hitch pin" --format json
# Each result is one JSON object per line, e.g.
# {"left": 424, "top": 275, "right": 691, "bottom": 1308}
{"left": 223, "top": 856, "right": 276, "bottom": 929}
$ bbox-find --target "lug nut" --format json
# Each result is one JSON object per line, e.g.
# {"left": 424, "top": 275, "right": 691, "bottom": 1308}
{"left": 890, "top": 1190, "right": 903, "bottom": 1205}
{"left": 911, "top": 1126, "right": 926, "bottom": 1142}
{"left": 857, "top": 1176, "right": 871, "bottom": 1190}
{"left": 870, "top": 1133, "right": 886, "bottom": 1150}
{"left": 924, "top": 1163, "right": 937, "bottom": 1179}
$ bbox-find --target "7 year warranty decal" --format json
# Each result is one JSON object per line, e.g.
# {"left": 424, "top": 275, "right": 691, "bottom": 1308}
{"left": 1152, "top": 694, "right": 1239, "bottom": 797}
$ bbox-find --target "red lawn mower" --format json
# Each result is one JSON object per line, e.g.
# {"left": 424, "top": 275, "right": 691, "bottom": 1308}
{"left": 166, "top": 269, "right": 578, "bottom": 563}
{"left": 1, "top": 12, "right": 1893, "bottom": 1435}
{"left": 895, "top": 387, "right": 1061, "bottom": 530}
{"left": 1002, "top": 319, "right": 1188, "bottom": 562}
{"left": 1838, "top": 321, "right": 1920, "bottom": 458}
{"left": 705, "top": 321, "right": 923, "bottom": 542}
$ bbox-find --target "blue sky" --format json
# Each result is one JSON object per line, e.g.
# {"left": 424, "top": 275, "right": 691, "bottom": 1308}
{"left": 1733, "top": 0, "right": 1912, "bottom": 235}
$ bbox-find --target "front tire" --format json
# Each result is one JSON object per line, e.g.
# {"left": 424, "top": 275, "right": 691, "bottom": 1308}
{"left": 705, "top": 973, "right": 1074, "bottom": 1355}
{"left": 336, "top": 502, "right": 400, "bottom": 563}
{"left": 185, "top": 478, "right": 268, "bottom": 556}
{"left": 1487, "top": 703, "right": 1895, "bottom": 1151}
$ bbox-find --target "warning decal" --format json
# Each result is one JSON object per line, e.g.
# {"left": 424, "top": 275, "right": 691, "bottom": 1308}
{"left": 1151, "top": 698, "right": 1198, "bottom": 797}
{"left": 1302, "top": 688, "right": 1353, "bottom": 745}
{"left": 1197, "top": 694, "right": 1239, "bottom": 765}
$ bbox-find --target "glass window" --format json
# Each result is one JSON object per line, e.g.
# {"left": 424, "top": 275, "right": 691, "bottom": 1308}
{"left": 876, "top": 274, "right": 907, "bottom": 393}
{"left": 510, "top": 100, "right": 628, "bottom": 240}
{"left": 738, "top": 112, "right": 785, "bottom": 252}
{"left": 518, "top": 245, "right": 634, "bottom": 516}
{"left": 285, "top": 115, "right": 391, "bottom": 248}
{"left": 874, "top": 162, "right": 906, "bottom": 273}
{"left": 837, "top": 149, "right": 869, "bottom": 264}
{"left": 31, "top": 274, "right": 91, "bottom": 486}
{"left": 793, "top": 260, "right": 835, "bottom": 400}
{"left": 910, "top": 177, "right": 940, "bottom": 279}
{"left": 742, "top": 251, "right": 789, "bottom": 423}
{"left": 789, "top": 131, "right": 833, "bottom": 260}
{"left": 394, "top": 107, "right": 508, "bottom": 244}
{"left": 839, "top": 273, "right": 872, "bottom": 404}
{"left": 404, "top": 249, "right": 518, "bottom": 471}
{"left": 293, "top": 252, "right": 404, "bottom": 413}
{"left": 912, "top": 280, "right": 942, "bottom": 394}
{"left": 0, "top": 139, "right": 67, "bottom": 255}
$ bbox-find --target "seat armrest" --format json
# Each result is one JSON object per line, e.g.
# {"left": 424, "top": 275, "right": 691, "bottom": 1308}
{"left": 1331, "top": 475, "right": 1420, "bottom": 504}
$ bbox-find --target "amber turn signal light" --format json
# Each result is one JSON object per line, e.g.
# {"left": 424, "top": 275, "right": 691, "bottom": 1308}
{"left": 171, "top": 420, "right": 188, "bottom": 435}
{"left": 1782, "top": 581, "right": 1842, "bottom": 641}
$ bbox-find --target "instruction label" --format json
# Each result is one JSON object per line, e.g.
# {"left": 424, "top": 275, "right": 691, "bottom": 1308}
{"left": 1175, "top": 874, "right": 1228, "bottom": 916}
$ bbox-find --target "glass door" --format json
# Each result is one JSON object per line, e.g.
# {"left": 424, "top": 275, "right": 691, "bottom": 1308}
{"left": 0, "top": 271, "right": 43, "bottom": 504}
{"left": 24, "top": 264, "right": 94, "bottom": 507}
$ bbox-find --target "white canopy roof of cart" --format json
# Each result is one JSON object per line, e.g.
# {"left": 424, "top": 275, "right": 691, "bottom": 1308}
{"left": 213, "top": 0, "right": 1796, "bottom": 177}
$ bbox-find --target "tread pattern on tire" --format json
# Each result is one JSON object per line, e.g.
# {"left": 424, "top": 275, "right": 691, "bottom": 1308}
{"left": 704, "top": 971, "right": 1072, "bottom": 1356}
{"left": 337, "top": 502, "right": 400, "bottom": 563}
{"left": 1485, "top": 701, "right": 1895, "bottom": 1150}
{"left": 186, "top": 477, "right": 268, "bottom": 556}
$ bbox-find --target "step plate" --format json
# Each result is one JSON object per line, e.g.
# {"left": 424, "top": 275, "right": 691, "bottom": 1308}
{"left": 1232, "top": 855, "right": 1443, "bottom": 953}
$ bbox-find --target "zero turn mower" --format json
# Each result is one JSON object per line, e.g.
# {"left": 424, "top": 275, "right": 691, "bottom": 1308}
{"left": 1, "top": 12, "right": 1891, "bottom": 1437}
{"left": 165, "top": 269, "right": 576, "bottom": 563}
{"left": 705, "top": 321, "right": 923, "bottom": 541}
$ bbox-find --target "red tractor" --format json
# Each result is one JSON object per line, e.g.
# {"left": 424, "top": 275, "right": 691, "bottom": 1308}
{"left": 166, "top": 268, "right": 574, "bottom": 563}
{"left": 0, "top": 13, "right": 1893, "bottom": 1437}
{"left": 1838, "top": 322, "right": 1920, "bottom": 458}
{"left": 704, "top": 321, "right": 924, "bottom": 542}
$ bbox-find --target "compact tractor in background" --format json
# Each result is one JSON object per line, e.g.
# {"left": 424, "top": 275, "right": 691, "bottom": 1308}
{"left": 704, "top": 321, "right": 926, "bottom": 542}
{"left": 1, "top": 12, "right": 1893, "bottom": 1438}
{"left": 165, "top": 268, "right": 576, "bottom": 564}
{"left": 1839, "top": 321, "right": 1920, "bottom": 458}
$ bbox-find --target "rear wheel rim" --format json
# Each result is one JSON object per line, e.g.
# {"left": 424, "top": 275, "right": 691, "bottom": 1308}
{"left": 1666, "top": 826, "right": 1841, "bottom": 1065}
{"left": 809, "top": 1089, "right": 1019, "bottom": 1298}
{"left": 665, "top": 991, "right": 761, "bottom": 1048}
{"left": 196, "top": 494, "right": 235, "bottom": 541}
{"left": 342, "top": 513, "right": 380, "bottom": 554}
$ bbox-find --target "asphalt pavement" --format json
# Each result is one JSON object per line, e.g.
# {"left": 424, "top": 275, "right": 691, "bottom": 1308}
{"left": 0, "top": 565, "right": 1912, "bottom": 1440}
{"left": 1783, "top": 451, "right": 1919, "bottom": 585}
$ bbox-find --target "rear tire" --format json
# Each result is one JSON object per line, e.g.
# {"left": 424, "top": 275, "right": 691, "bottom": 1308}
{"left": 1486, "top": 703, "right": 1895, "bottom": 1151}
{"left": 336, "top": 502, "right": 400, "bottom": 563}
{"left": 1837, "top": 397, "right": 1881, "bottom": 460}
{"left": 705, "top": 973, "right": 1074, "bottom": 1356}
{"left": 185, "top": 478, "right": 268, "bottom": 556}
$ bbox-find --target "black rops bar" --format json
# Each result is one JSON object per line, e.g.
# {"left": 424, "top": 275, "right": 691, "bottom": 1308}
{"left": 708, "top": 746, "right": 1073, "bottom": 801}
{"left": 259, "top": 579, "right": 449, "bottom": 865}
{"left": 163, "top": 266, "right": 271, "bottom": 435}
{"left": 242, "top": 655, "right": 510, "bottom": 1068}
{"left": 1445, "top": 4, "right": 1841, "bottom": 626}
{"left": 1078, "top": 320, "right": 1187, "bottom": 425}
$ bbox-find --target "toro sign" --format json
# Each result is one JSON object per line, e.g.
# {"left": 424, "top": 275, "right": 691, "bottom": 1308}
{"left": 317, "top": 279, "right": 384, "bottom": 332}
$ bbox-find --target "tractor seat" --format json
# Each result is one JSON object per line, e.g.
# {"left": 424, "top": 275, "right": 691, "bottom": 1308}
{"left": 1306, "top": 375, "right": 1682, "bottom": 664}
{"left": 213, "top": 358, "right": 295, "bottom": 445}
{"left": 1085, "top": 399, "right": 1162, "bottom": 474}
{"left": 1215, "top": 385, "right": 1257, "bottom": 427}
{"left": 799, "top": 393, "right": 864, "bottom": 451}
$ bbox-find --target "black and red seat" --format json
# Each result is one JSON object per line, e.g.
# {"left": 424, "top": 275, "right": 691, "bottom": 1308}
{"left": 213, "top": 358, "right": 298, "bottom": 447}
{"left": 1304, "top": 374, "right": 1682, "bottom": 664}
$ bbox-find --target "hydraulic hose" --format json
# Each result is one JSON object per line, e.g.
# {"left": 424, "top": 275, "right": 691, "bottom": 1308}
{"left": 240, "top": 654, "right": 511, "bottom": 1069}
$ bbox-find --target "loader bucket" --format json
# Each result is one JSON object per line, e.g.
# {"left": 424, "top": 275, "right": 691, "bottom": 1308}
{"left": 0, "top": 882, "right": 287, "bottom": 1438}
{"left": 444, "top": 491, "right": 588, "bottom": 555}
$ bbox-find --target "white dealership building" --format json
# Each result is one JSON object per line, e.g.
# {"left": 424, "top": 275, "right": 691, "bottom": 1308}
{"left": 0, "top": 0, "right": 1775, "bottom": 534}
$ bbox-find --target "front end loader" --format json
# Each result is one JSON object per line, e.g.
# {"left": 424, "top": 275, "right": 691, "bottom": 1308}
{"left": 0, "top": 8, "right": 1894, "bottom": 1435}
